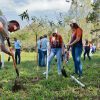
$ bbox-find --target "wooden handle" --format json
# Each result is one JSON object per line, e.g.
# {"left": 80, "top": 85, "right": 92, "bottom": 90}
{"left": 10, "top": 48, "right": 19, "bottom": 77}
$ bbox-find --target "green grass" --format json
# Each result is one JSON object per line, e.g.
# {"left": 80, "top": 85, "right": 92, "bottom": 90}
{"left": 0, "top": 51, "right": 100, "bottom": 100}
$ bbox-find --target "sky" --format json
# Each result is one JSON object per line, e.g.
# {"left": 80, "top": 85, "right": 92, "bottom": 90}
{"left": 0, "top": 0, "right": 71, "bottom": 28}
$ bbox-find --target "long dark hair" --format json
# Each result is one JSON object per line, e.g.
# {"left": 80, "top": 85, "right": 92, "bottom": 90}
{"left": 70, "top": 23, "right": 79, "bottom": 29}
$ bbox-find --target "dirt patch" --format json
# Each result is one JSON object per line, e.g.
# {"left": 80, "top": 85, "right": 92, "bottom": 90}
{"left": 12, "top": 77, "right": 26, "bottom": 92}
{"left": 31, "top": 77, "right": 42, "bottom": 83}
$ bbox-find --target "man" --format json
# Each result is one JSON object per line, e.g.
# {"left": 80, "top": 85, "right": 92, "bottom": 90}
{"left": 37, "top": 36, "right": 43, "bottom": 66}
{"left": 14, "top": 38, "right": 21, "bottom": 64}
{"left": 0, "top": 15, "right": 20, "bottom": 76}
{"left": 41, "top": 34, "right": 48, "bottom": 67}
{"left": 47, "top": 29, "right": 64, "bottom": 75}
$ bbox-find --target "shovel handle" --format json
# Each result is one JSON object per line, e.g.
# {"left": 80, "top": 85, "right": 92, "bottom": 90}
{"left": 10, "top": 48, "right": 19, "bottom": 77}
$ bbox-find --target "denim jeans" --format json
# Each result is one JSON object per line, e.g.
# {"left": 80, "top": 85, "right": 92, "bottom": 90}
{"left": 38, "top": 49, "right": 42, "bottom": 66}
{"left": 48, "top": 48, "right": 62, "bottom": 74}
{"left": 72, "top": 46, "right": 82, "bottom": 76}
{"left": 15, "top": 49, "right": 21, "bottom": 64}
{"left": 41, "top": 50, "right": 47, "bottom": 67}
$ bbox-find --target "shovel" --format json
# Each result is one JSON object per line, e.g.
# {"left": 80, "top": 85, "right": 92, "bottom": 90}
{"left": 8, "top": 56, "right": 10, "bottom": 62}
{"left": 61, "top": 66, "right": 68, "bottom": 77}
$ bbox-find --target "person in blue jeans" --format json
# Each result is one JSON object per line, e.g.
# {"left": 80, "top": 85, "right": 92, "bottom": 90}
{"left": 47, "top": 31, "right": 64, "bottom": 75}
{"left": 68, "top": 23, "right": 83, "bottom": 77}
{"left": 41, "top": 35, "right": 48, "bottom": 67}
{"left": 37, "top": 36, "right": 43, "bottom": 66}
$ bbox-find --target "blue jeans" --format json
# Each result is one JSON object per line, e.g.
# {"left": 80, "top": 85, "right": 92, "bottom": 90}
{"left": 48, "top": 48, "right": 62, "bottom": 74}
{"left": 41, "top": 50, "right": 47, "bottom": 67}
{"left": 38, "top": 49, "right": 42, "bottom": 66}
{"left": 72, "top": 46, "right": 82, "bottom": 76}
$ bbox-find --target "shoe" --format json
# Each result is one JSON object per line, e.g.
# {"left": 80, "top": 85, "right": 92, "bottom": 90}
{"left": 78, "top": 75, "right": 83, "bottom": 79}
{"left": 72, "top": 72, "right": 78, "bottom": 75}
{"left": 58, "top": 72, "right": 62, "bottom": 75}
{"left": 43, "top": 72, "right": 47, "bottom": 75}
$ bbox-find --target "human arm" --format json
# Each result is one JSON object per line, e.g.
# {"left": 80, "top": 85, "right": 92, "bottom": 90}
{"left": 0, "top": 22, "right": 9, "bottom": 38}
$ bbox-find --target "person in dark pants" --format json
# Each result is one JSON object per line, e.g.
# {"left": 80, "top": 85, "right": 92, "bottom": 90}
{"left": 84, "top": 40, "right": 91, "bottom": 60}
{"left": 0, "top": 15, "right": 20, "bottom": 76}
{"left": 37, "top": 36, "right": 43, "bottom": 67}
{"left": 14, "top": 38, "right": 21, "bottom": 64}
{"left": 67, "top": 23, "right": 83, "bottom": 78}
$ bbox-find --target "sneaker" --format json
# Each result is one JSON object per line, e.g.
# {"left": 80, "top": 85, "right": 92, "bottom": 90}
{"left": 58, "top": 72, "right": 62, "bottom": 75}
{"left": 78, "top": 75, "right": 83, "bottom": 79}
{"left": 43, "top": 71, "right": 47, "bottom": 75}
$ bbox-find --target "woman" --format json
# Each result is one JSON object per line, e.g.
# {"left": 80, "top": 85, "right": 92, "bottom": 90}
{"left": 48, "top": 31, "right": 64, "bottom": 75}
{"left": 84, "top": 40, "right": 91, "bottom": 60}
{"left": 68, "top": 23, "right": 83, "bottom": 77}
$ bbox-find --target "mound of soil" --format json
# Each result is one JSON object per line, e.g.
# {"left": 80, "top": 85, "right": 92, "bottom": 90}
{"left": 12, "top": 77, "right": 25, "bottom": 92}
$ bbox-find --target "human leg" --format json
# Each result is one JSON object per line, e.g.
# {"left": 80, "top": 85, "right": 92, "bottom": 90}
{"left": 56, "top": 48, "right": 62, "bottom": 75}
{"left": 17, "top": 49, "right": 21, "bottom": 64}
{"left": 48, "top": 49, "right": 55, "bottom": 72}
{"left": 75, "top": 47, "right": 82, "bottom": 76}
{"left": 72, "top": 47, "right": 78, "bottom": 74}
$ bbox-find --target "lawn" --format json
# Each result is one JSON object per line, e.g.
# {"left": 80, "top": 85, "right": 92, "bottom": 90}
{"left": 0, "top": 51, "right": 100, "bottom": 100}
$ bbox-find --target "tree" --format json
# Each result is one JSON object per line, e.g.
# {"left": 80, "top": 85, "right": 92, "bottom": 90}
{"left": 19, "top": 10, "right": 29, "bottom": 21}
{"left": 86, "top": 0, "right": 100, "bottom": 48}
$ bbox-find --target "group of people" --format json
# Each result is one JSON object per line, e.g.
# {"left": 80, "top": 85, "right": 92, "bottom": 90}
{"left": 37, "top": 34, "right": 48, "bottom": 67}
{"left": 0, "top": 14, "right": 96, "bottom": 78}
{"left": 83, "top": 40, "right": 96, "bottom": 60}
{"left": 37, "top": 22, "right": 83, "bottom": 78}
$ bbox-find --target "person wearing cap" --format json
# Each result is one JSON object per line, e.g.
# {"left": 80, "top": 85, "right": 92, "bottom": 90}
{"left": 0, "top": 15, "right": 19, "bottom": 76}
{"left": 67, "top": 23, "right": 83, "bottom": 77}
{"left": 47, "top": 29, "right": 64, "bottom": 75}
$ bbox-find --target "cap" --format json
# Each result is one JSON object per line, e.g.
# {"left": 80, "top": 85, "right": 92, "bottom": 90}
{"left": 8, "top": 20, "right": 20, "bottom": 32}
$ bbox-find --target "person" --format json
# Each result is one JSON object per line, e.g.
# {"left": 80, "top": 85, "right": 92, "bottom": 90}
{"left": 67, "top": 23, "right": 83, "bottom": 77}
{"left": 47, "top": 29, "right": 64, "bottom": 75}
{"left": 14, "top": 38, "right": 21, "bottom": 64}
{"left": 37, "top": 36, "right": 43, "bottom": 67}
{"left": 84, "top": 40, "right": 91, "bottom": 60}
{"left": 91, "top": 43, "right": 96, "bottom": 53}
{"left": 41, "top": 34, "right": 48, "bottom": 67}
{"left": 0, "top": 15, "right": 19, "bottom": 76}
